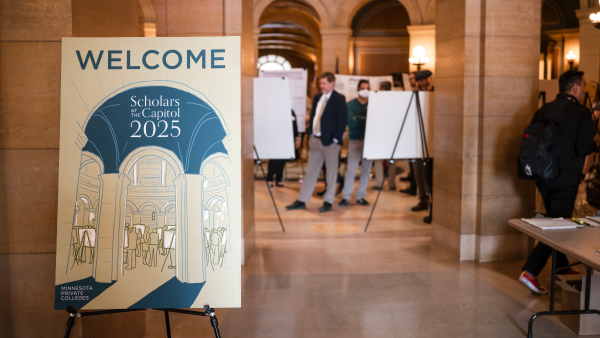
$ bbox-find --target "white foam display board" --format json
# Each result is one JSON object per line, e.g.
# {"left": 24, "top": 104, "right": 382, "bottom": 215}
{"left": 363, "top": 91, "right": 434, "bottom": 160}
{"left": 259, "top": 69, "right": 308, "bottom": 132}
{"left": 253, "top": 77, "right": 295, "bottom": 160}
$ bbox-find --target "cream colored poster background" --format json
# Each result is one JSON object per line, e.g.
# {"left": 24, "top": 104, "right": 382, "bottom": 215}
{"left": 55, "top": 37, "right": 241, "bottom": 309}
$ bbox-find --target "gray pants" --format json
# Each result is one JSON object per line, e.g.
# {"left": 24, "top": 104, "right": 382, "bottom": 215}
{"left": 374, "top": 160, "right": 397, "bottom": 189}
{"left": 298, "top": 136, "right": 340, "bottom": 204}
{"left": 342, "top": 140, "right": 372, "bottom": 200}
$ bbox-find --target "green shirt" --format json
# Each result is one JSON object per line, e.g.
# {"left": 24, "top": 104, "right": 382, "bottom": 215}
{"left": 347, "top": 98, "right": 368, "bottom": 140}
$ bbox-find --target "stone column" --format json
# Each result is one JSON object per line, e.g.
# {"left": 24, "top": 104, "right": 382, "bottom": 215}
{"left": 577, "top": 5, "right": 600, "bottom": 82}
{"left": 183, "top": 174, "right": 206, "bottom": 283}
{"left": 321, "top": 28, "right": 352, "bottom": 74}
{"left": 94, "top": 174, "right": 131, "bottom": 283}
{"left": 432, "top": 0, "right": 540, "bottom": 262}
{"left": 173, "top": 175, "right": 187, "bottom": 282}
{"left": 224, "top": 0, "right": 256, "bottom": 265}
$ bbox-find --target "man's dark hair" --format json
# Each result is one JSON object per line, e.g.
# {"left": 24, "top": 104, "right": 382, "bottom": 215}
{"left": 357, "top": 79, "right": 370, "bottom": 90}
{"left": 319, "top": 72, "right": 336, "bottom": 83}
{"left": 559, "top": 70, "right": 584, "bottom": 93}
{"left": 379, "top": 81, "right": 392, "bottom": 91}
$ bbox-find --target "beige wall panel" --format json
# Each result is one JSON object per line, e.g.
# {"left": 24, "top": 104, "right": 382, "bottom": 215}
{"left": 483, "top": 37, "right": 540, "bottom": 77}
{"left": 478, "top": 155, "right": 531, "bottom": 196}
{"left": 433, "top": 77, "right": 464, "bottom": 117}
{"left": 435, "top": 38, "right": 465, "bottom": 78}
{"left": 479, "top": 193, "right": 534, "bottom": 236}
{"left": 0, "top": 254, "right": 81, "bottom": 338}
{"left": 432, "top": 152, "right": 463, "bottom": 194}
{"left": 433, "top": 114, "right": 463, "bottom": 156}
{"left": 479, "top": 115, "right": 531, "bottom": 157}
{"left": 72, "top": 0, "right": 138, "bottom": 37}
{"left": 0, "top": 42, "right": 61, "bottom": 149}
{"left": 431, "top": 187, "right": 464, "bottom": 233}
{"left": 435, "top": 0, "right": 466, "bottom": 42}
{"left": 164, "top": 0, "right": 223, "bottom": 36}
{"left": 0, "top": 0, "right": 71, "bottom": 41}
{"left": 0, "top": 149, "right": 58, "bottom": 254}
{"left": 483, "top": 0, "right": 540, "bottom": 38}
{"left": 463, "top": 36, "right": 481, "bottom": 77}
{"left": 461, "top": 115, "right": 480, "bottom": 157}
{"left": 480, "top": 77, "right": 538, "bottom": 117}
{"left": 153, "top": 0, "right": 167, "bottom": 37}
{"left": 462, "top": 76, "right": 481, "bottom": 115}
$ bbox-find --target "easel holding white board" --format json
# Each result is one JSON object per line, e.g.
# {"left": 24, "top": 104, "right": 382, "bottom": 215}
{"left": 253, "top": 77, "right": 297, "bottom": 232}
{"left": 363, "top": 91, "right": 434, "bottom": 231}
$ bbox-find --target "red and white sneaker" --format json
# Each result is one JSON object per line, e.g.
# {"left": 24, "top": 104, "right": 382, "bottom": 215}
{"left": 519, "top": 271, "right": 548, "bottom": 295}
{"left": 559, "top": 268, "right": 579, "bottom": 275}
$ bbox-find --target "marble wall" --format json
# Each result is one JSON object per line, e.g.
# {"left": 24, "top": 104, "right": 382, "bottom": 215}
{"left": 432, "top": 0, "right": 540, "bottom": 262}
{"left": 0, "top": 1, "right": 140, "bottom": 337}
{"left": 1, "top": 0, "right": 256, "bottom": 336}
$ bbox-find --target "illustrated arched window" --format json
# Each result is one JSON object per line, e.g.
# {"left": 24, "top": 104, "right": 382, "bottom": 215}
{"left": 257, "top": 54, "right": 292, "bottom": 71}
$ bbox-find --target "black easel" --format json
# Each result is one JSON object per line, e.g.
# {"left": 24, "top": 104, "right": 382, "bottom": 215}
{"left": 64, "top": 305, "right": 221, "bottom": 338}
{"left": 364, "top": 91, "right": 432, "bottom": 232}
{"left": 253, "top": 146, "right": 286, "bottom": 232}
{"left": 538, "top": 91, "right": 546, "bottom": 106}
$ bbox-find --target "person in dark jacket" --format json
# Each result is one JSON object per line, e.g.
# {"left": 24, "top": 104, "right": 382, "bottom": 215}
{"left": 286, "top": 72, "right": 348, "bottom": 212}
{"left": 266, "top": 110, "right": 300, "bottom": 187}
{"left": 519, "top": 70, "right": 598, "bottom": 295}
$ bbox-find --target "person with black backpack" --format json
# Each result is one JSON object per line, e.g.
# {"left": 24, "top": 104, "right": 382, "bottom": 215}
{"left": 518, "top": 70, "right": 598, "bottom": 294}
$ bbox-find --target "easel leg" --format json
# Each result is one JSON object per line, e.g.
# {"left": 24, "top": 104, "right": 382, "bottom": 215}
{"left": 205, "top": 305, "right": 222, "bottom": 338}
{"left": 254, "top": 147, "right": 285, "bottom": 232}
{"left": 64, "top": 307, "right": 78, "bottom": 338}
{"left": 365, "top": 92, "right": 417, "bottom": 232}
{"left": 164, "top": 310, "right": 172, "bottom": 338}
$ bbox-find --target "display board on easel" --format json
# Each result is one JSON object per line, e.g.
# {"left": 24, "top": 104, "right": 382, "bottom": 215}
{"left": 253, "top": 77, "right": 295, "bottom": 160}
{"left": 363, "top": 91, "right": 434, "bottom": 160}
{"left": 55, "top": 37, "right": 241, "bottom": 310}
{"left": 259, "top": 68, "right": 308, "bottom": 132}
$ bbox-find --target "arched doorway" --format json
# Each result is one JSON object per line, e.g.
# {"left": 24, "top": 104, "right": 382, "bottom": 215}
{"left": 350, "top": 0, "right": 411, "bottom": 80}
{"left": 257, "top": 0, "right": 322, "bottom": 95}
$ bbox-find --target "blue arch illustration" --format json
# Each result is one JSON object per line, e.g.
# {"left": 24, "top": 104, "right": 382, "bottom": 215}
{"left": 66, "top": 83, "right": 232, "bottom": 288}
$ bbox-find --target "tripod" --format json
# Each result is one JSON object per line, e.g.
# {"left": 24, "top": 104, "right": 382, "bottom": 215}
{"left": 364, "top": 91, "right": 432, "bottom": 232}
{"left": 253, "top": 146, "right": 286, "bottom": 232}
{"left": 64, "top": 305, "right": 222, "bottom": 338}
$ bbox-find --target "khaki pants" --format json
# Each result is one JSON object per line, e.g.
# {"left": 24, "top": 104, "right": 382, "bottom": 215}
{"left": 342, "top": 140, "right": 372, "bottom": 200}
{"left": 374, "top": 160, "right": 397, "bottom": 189}
{"left": 298, "top": 136, "right": 340, "bottom": 204}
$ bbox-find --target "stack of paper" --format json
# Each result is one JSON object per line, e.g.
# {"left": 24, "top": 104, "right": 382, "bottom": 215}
{"left": 585, "top": 217, "right": 600, "bottom": 227}
{"left": 521, "top": 218, "right": 582, "bottom": 230}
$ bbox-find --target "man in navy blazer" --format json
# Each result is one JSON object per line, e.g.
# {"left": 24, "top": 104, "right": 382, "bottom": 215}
{"left": 287, "top": 72, "right": 348, "bottom": 212}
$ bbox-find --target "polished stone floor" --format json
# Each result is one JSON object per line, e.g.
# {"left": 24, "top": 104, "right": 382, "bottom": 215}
{"left": 159, "top": 161, "right": 598, "bottom": 337}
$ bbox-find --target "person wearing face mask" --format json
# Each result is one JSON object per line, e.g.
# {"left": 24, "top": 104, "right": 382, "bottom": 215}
{"left": 340, "top": 80, "right": 373, "bottom": 206}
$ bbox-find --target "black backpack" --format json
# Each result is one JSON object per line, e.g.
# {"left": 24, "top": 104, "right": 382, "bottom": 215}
{"left": 517, "top": 108, "right": 571, "bottom": 181}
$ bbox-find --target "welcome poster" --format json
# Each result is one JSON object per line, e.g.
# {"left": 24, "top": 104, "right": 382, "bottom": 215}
{"left": 55, "top": 37, "right": 241, "bottom": 310}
